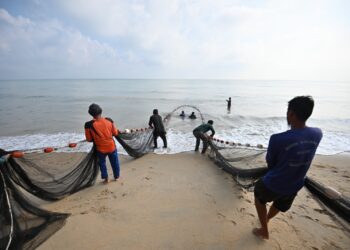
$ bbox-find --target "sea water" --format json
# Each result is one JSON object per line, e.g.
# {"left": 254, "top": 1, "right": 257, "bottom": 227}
{"left": 0, "top": 79, "right": 349, "bottom": 155}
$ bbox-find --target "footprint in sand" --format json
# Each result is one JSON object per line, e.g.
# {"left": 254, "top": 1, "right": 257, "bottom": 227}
{"left": 90, "top": 205, "right": 109, "bottom": 214}
{"left": 301, "top": 215, "right": 314, "bottom": 221}
{"left": 342, "top": 175, "right": 350, "bottom": 179}
{"left": 217, "top": 211, "right": 226, "bottom": 219}
{"left": 100, "top": 188, "right": 114, "bottom": 196}
{"left": 239, "top": 207, "right": 246, "bottom": 212}
{"left": 313, "top": 208, "right": 328, "bottom": 215}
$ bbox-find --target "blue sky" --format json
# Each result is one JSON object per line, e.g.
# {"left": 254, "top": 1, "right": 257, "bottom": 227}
{"left": 0, "top": 0, "right": 349, "bottom": 80}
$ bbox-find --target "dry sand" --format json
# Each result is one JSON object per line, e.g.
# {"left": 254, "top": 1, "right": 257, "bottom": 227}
{"left": 38, "top": 152, "right": 350, "bottom": 250}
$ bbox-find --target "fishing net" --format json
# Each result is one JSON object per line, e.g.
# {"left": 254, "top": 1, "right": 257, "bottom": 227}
{"left": 116, "top": 131, "right": 154, "bottom": 158}
{"left": 4, "top": 148, "right": 99, "bottom": 201}
{"left": 208, "top": 141, "right": 268, "bottom": 188}
{"left": 0, "top": 166, "right": 69, "bottom": 250}
{"left": 0, "top": 132, "right": 155, "bottom": 249}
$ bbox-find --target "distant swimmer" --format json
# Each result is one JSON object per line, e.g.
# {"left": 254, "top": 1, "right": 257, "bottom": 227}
{"left": 252, "top": 96, "right": 322, "bottom": 240}
{"left": 189, "top": 112, "right": 197, "bottom": 119}
{"left": 84, "top": 103, "right": 120, "bottom": 184}
{"left": 193, "top": 120, "right": 215, "bottom": 154}
{"left": 179, "top": 110, "right": 185, "bottom": 119}
{"left": 226, "top": 97, "right": 231, "bottom": 109}
{"left": 149, "top": 109, "right": 167, "bottom": 149}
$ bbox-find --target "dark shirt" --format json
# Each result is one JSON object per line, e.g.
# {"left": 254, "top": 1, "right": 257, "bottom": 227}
{"left": 193, "top": 123, "right": 215, "bottom": 136}
{"left": 263, "top": 127, "right": 322, "bottom": 195}
{"left": 149, "top": 114, "right": 165, "bottom": 133}
{"left": 189, "top": 114, "right": 196, "bottom": 119}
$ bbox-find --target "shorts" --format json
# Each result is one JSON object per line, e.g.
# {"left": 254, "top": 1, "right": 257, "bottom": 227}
{"left": 254, "top": 178, "right": 297, "bottom": 212}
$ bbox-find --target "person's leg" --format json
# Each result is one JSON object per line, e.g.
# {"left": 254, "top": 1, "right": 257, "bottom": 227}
{"left": 160, "top": 132, "right": 167, "bottom": 148}
{"left": 153, "top": 132, "right": 158, "bottom": 148}
{"left": 267, "top": 204, "right": 280, "bottom": 223}
{"left": 269, "top": 194, "right": 296, "bottom": 222}
{"left": 200, "top": 133, "right": 208, "bottom": 154}
{"left": 97, "top": 151, "right": 108, "bottom": 181}
{"left": 253, "top": 198, "right": 269, "bottom": 239}
{"left": 253, "top": 179, "right": 275, "bottom": 239}
{"left": 108, "top": 149, "right": 120, "bottom": 180}
{"left": 194, "top": 132, "right": 200, "bottom": 151}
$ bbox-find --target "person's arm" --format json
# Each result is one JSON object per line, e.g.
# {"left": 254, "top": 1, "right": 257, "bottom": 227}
{"left": 106, "top": 117, "right": 119, "bottom": 136}
{"left": 209, "top": 126, "right": 215, "bottom": 137}
{"left": 149, "top": 116, "right": 154, "bottom": 128}
{"left": 84, "top": 121, "right": 93, "bottom": 142}
{"left": 266, "top": 135, "right": 277, "bottom": 169}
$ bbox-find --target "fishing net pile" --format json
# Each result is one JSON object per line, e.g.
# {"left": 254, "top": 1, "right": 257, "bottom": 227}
{"left": 0, "top": 132, "right": 154, "bottom": 250}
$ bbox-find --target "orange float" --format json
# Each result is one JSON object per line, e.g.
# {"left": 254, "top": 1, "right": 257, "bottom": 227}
{"left": 44, "top": 147, "right": 54, "bottom": 153}
{"left": 69, "top": 143, "right": 77, "bottom": 148}
{"left": 11, "top": 151, "right": 24, "bottom": 158}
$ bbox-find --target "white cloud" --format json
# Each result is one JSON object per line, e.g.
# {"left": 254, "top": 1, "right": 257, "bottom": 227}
{"left": 0, "top": 8, "right": 121, "bottom": 78}
{"left": 1, "top": 0, "right": 350, "bottom": 80}
{"left": 57, "top": 0, "right": 350, "bottom": 80}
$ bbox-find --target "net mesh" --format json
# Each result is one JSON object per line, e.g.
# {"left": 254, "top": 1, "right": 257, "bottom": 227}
{"left": 208, "top": 141, "right": 268, "bottom": 188}
{"left": 0, "top": 167, "right": 69, "bottom": 250}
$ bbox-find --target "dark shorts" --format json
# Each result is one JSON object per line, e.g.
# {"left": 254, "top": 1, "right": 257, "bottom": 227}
{"left": 254, "top": 179, "right": 297, "bottom": 212}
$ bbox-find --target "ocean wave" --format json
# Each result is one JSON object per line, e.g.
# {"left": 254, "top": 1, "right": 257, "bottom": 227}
{"left": 1, "top": 128, "right": 349, "bottom": 156}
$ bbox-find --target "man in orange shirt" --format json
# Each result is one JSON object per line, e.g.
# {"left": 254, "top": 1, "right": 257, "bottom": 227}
{"left": 84, "top": 104, "right": 120, "bottom": 183}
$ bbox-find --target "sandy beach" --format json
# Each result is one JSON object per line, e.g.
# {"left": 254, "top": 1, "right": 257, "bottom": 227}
{"left": 36, "top": 152, "right": 350, "bottom": 250}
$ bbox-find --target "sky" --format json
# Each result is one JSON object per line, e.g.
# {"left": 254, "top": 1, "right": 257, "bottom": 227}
{"left": 0, "top": 0, "right": 349, "bottom": 80}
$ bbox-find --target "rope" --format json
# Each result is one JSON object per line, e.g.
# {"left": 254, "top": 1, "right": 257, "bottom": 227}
{"left": 163, "top": 104, "right": 205, "bottom": 124}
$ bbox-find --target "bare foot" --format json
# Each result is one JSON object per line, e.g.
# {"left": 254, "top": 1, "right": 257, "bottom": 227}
{"left": 102, "top": 179, "right": 109, "bottom": 184}
{"left": 252, "top": 228, "right": 269, "bottom": 239}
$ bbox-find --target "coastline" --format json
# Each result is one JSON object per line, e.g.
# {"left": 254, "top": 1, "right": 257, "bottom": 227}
{"left": 35, "top": 152, "right": 349, "bottom": 249}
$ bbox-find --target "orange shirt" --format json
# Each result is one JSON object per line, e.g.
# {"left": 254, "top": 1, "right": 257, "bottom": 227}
{"left": 84, "top": 117, "right": 119, "bottom": 153}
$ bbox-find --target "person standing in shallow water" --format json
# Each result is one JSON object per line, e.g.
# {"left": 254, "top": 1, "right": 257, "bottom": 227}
{"left": 226, "top": 97, "right": 231, "bottom": 110}
{"left": 193, "top": 120, "right": 215, "bottom": 154}
{"left": 149, "top": 109, "right": 167, "bottom": 148}
{"left": 252, "top": 96, "right": 322, "bottom": 239}
{"left": 84, "top": 103, "right": 120, "bottom": 184}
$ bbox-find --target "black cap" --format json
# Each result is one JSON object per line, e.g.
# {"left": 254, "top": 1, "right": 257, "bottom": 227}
{"left": 88, "top": 103, "right": 102, "bottom": 117}
{"left": 208, "top": 120, "right": 213, "bottom": 125}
